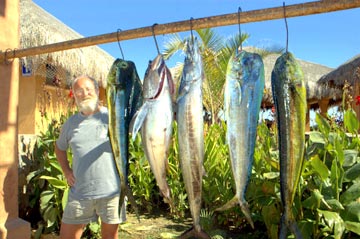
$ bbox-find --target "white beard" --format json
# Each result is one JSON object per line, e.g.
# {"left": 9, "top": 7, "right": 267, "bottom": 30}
{"left": 76, "top": 97, "right": 99, "bottom": 114}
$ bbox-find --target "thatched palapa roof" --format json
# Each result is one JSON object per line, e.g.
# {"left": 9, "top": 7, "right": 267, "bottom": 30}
{"left": 20, "top": 0, "right": 114, "bottom": 87}
{"left": 318, "top": 54, "right": 360, "bottom": 87}
{"left": 258, "top": 52, "right": 340, "bottom": 109}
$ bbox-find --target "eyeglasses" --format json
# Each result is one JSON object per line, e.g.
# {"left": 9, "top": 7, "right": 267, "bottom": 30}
{"left": 74, "top": 87, "right": 96, "bottom": 96}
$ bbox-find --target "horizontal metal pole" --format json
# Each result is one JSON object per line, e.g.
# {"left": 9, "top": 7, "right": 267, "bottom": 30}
{"left": 1, "top": 0, "right": 360, "bottom": 63}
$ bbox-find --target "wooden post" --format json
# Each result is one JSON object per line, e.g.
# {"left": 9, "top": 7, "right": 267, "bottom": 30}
{"left": 0, "top": 0, "right": 31, "bottom": 238}
{"left": 319, "top": 99, "right": 330, "bottom": 118}
{"left": 306, "top": 104, "right": 311, "bottom": 132}
{"left": 351, "top": 69, "right": 360, "bottom": 125}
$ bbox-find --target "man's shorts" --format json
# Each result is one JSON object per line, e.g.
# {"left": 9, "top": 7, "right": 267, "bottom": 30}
{"left": 62, "top": 194, "right": 126, "bottom": 225}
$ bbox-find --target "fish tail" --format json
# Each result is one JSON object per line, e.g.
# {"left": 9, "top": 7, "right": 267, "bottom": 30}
{"left": 239, "top": 200, "right": 254, "bottom": 229}
{"left": 214, "top": 196, "right": 238, "bottom": 212}
{"left": 279, "top": 214, "right": 303, "bottom": 239}
{"left": 215, "top": 196, "right": 254, "bottom": 228}
{"left": 125, "top": 184, "right": 140, "bottom": 222}
{"left": 178, "top": 226, "right": 211, "bottom": 239}
{"left": 279, "top": 215, "right": 288, "bottom": 239}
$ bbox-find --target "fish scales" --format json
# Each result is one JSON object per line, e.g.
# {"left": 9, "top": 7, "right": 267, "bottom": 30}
{"left": 106, "top": 58, "right": 143, "bottom": 219}
{"left": 177, "top": 39, "right": 210, "bottom": 239}
{"left": 216, "top": 50, "right": 264, "bottom": 230}
{"left": 271, "top": 52, "right": 306, "bottom": 239}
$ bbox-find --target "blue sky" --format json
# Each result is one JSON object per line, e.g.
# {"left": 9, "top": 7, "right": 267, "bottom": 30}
{"left": 33, "top": 0, "right": 360, "bottom": 79}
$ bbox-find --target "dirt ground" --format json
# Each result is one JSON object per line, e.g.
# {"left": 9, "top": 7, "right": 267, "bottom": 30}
{"left": 36, "top": 211, "right": 261, "bottom": 239}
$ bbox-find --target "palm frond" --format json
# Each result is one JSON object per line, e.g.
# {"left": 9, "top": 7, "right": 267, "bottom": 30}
{"left": 162, "top": 34, "right": 187, "bottom": 60}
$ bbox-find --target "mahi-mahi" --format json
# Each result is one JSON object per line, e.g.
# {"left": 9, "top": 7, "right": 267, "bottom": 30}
{"left": 271, "top": 52, "right": 306, "bottom": 239}
{"left": 216, "top": 49, "right": 265, "bottom": 229}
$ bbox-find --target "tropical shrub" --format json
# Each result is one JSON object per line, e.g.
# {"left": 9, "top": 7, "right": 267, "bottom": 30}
{"left": 24, "top": 107, "right": 360, "bottom": 239}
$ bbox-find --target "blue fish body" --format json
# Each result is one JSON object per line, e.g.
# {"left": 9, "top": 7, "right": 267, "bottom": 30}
{"left": 217, "top": 50, "right": 265, "bottom": 229}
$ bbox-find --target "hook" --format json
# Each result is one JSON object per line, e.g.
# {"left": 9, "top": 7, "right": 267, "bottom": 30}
{"left": 283, "top": 2, "right": 289, "bottom": 53}
{"left": 190, "top": 17, "right": 195, "bottom": 44}
{"left": 237, "top": 7, "right": 242, "bottom": 52}
{"left": 4, "top": 48, "right": 15, "bottom": 65}
{"left": 151, "top": 23, "right": 160, "bottom": 55}
{"left": 117, "top": 29, "right": 125, "bottom": 60}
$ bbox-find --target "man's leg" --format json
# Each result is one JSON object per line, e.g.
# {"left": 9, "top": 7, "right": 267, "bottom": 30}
{"left": 59, "top": 223, "right": 85, "bottom": 239}
{"left": 101, "top": 222, "right": 119, "bottom": 239}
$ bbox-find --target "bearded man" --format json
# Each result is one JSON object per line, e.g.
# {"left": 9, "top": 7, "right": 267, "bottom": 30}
{"left": 55, "top": 75, "right": 122, "bottom": 239}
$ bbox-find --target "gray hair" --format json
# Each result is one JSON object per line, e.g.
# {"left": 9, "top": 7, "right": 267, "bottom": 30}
{"left": 72, "top": 75, "right": 99, "bottom": 90}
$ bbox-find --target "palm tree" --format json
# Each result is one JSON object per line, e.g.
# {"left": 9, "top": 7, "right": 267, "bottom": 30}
{"left": 163, "top": 28, "right": 249, "bottom": 124}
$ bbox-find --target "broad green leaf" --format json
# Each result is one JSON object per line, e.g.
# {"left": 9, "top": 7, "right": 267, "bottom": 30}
{"left": 298, "top": 220, "right": 314, "bottom": 239}
{"left": 318, "top": 209, "right": 345, "bottom": 239}
{"left": 341, "top": 201, "right": 360, "bottom": 222}
{"left": 315, "top": 113, "right": 330, "bottom": 137}
{"left": 309, "top": 131, "right": 326, "bottom": 145}
{"left": 40, "top": 175, "right": 67, "bottom": 189}
{"left": 49, "top": 159, "right": 63, "bottom": 173}
{"left": 262, "top": 204, "right": 280, "bottom": 239}
{"left": 344, "top": 163, "right": 360, "bottom": 181}
{"left": 340, "top": 182, "right": 360, "bottom": 204}
{"left": 344, "top": 109, "right": 359, "bottom": 133}
{"left": 26, "top": 170, "right": 39, "bottom": 183}
{"left": 330, "top": 159, "right": 344, "bottom": 196}
{"left": 43, "top": 206, "right": 58, "bottom": 227}
{"left": 40, "top": 190, "right": 54, "bottom": 206}
{"left": 343, "top": 150, "right": 359, "bottom": 167}
{"left": 302, "top": 190, "right": 321, "bottom": 210}
{"left": 325, "top": 199, "right": 344, "bottom": 210}
{"left": 62, "top": 188, "right": 69, "bottom": 211}
{"left": 345, "top": 221, "right": 360, "bottom": 235}
{"left": 311, "top": 156, "right": 329, "bottom": 180}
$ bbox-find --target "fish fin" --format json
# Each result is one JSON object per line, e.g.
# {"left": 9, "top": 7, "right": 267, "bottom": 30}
{"left": 239, "top": 200, "right": 254, "bottom": 229}
{"left": 129, "top": 102, "right": 149, "bottom": 141}
{"left": 215, "top": 196, "right": 254, "bottom": 228}
{"left": 214, "top": 196, "right": 238, "bottom": 212}
{"left": 178, "top": 227, "right": 211, "bottom": 239}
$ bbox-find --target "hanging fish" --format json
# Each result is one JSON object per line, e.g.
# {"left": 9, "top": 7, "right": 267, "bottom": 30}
{"left": 177, "top": 38, "right": 210, "bottom": 239}
{"left": 271, "top": 52, "right": 306, "bottom": 239}
{"left": 131, "top": 54, "right": 175, "bottom": 209}
{"left": 215, "top": 49, "right": 265, "bottom": 229}
{"left": 106, "top": 58, "right": 143, "bottom": 219}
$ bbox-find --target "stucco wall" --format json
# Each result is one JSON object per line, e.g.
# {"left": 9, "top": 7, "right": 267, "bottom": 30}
{"left": 0, "top": 0, "right": 31, "bottom": 238}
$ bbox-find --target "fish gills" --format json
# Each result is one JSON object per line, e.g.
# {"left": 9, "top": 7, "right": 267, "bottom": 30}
{"left": 177, "top": 39, "right": 210, "bottom": 239}
{"left": 216, "top": 50, "right": 264, "bottom": 229}
{"left": 271, "top": 52, "right": 306, "bottom": 239}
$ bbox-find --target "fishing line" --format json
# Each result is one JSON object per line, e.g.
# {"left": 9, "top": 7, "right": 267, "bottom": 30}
{"left": 116, "top": 29, "right": 125, "bottom": 60}
{"left": 151, "top": 23, "right": 161, "bottom": 55}
{"left": 237, "top": 7, "right": 242, "bottom": 52}
{"left": 283, "top": 2, "right": 289, "bottom": 53}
